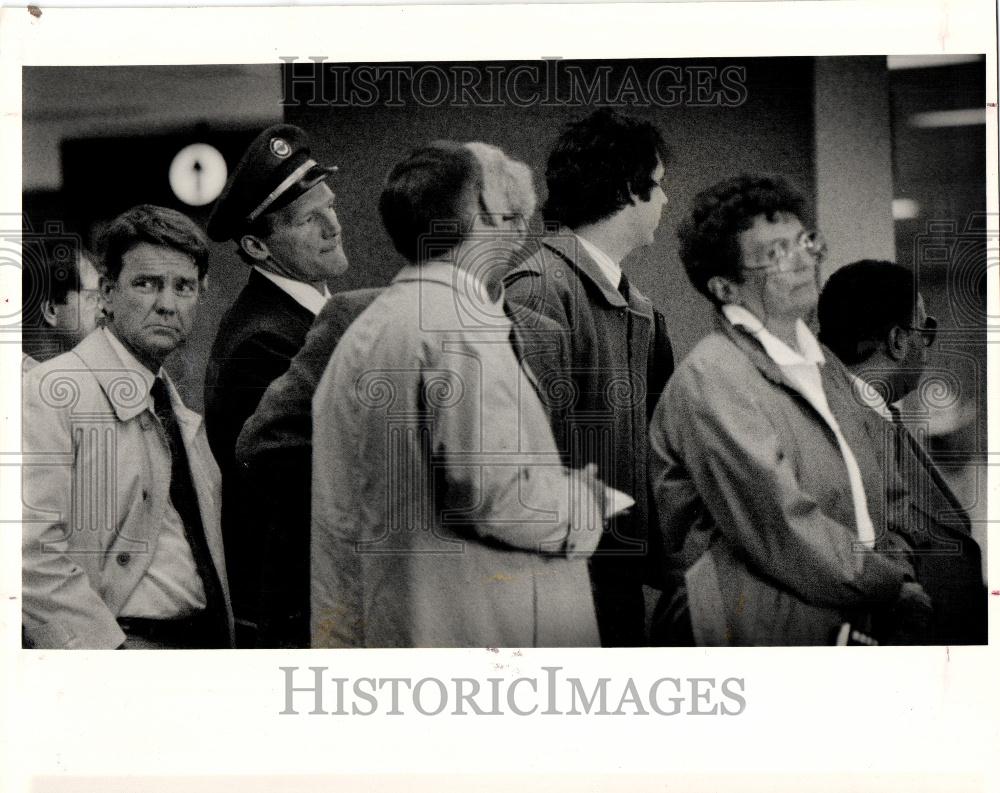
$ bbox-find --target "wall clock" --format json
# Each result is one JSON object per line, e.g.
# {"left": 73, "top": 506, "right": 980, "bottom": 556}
{"left": 168, "top": 143, "right": 227, "bottom": 207}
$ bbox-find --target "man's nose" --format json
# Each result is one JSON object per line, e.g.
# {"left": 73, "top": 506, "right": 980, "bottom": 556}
{"left": 154, "top": 288, "right": 178, "bottom": 313}
{"left": 321, "top": 208, "right": 341, "bottom": 238}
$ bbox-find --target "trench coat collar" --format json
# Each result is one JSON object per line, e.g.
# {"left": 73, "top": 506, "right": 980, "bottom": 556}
{"left": 715, "top": 312, "right": 822, "bottom": 400}
{"left": 716, "top": 312, "right": 879, "bottom": 442}
{"left": 538, "top": 232, "right": 654, "bottom": 319}
{"left": 71, "top": 328, "right": 203, "bottom": 440}
{"left": 393, "top": 260, "right": 512, "bottom": 330}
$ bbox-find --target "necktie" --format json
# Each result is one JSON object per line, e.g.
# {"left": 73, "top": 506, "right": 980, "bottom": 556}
{"left": 150, "top": 377, "right": 228, "bottom": 646}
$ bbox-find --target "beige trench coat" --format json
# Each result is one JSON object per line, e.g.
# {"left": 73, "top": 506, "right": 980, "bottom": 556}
{"left": 22, "top": 329, "right": 234, "bottom": 648}
{"left": 311, "top": 262, "right": 603, "bottom": 648}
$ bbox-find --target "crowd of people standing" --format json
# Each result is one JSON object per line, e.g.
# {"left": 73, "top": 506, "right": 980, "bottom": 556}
{"left": 21, "top": 109, "right": 986, "bottom": 649}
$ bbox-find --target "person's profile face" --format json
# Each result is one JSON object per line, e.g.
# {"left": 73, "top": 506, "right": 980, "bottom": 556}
{"left": 899, "top": 293, "right": 932, "bottom": 395}
{"left": 632, "top": 158, "right": 668, "bottom": 245}
{"left": 45, "top": 253, "right": 103, "bottom": 347}
{"left": 263, "top": 181, "right": 348, "bottom": 283}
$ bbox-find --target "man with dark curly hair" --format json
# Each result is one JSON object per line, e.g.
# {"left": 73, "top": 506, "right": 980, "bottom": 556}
{"left": 503, "top": 109, "right": 675, "bottom": 647}
{"left": 648, "top": 175, "right": 931, "bottom": 645}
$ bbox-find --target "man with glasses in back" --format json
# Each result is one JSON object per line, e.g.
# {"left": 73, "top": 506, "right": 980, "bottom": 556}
{"left": 818, "top": 259, "right": 986, "bottom": 644}
{"left": 23, "top": 245, "right": 104, "bottom": 367}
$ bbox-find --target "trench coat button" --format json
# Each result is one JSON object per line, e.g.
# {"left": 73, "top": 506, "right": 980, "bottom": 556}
{"left": 116, "top": 552, "right": 131, "bottom": 567}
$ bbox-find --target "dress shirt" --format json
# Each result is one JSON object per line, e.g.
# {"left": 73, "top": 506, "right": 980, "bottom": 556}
{"left": 254, "top": 267, "right": 331, "bottom": 316}
{"left": 722, "top": 305, "right": 876, "bottom": 547}
{"left": 575, "top": 234, "right": 623, "bottom": 292}
{"left": 103, "top": 328, "right": 207, "bottom": 616}
{"left": 848, "top": 373, "right": 895, "bottom": 422}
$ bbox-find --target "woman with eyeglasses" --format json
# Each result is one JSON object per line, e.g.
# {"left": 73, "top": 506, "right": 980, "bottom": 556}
{"left": 648, "top": 175, "right": 931, "bottom": 646}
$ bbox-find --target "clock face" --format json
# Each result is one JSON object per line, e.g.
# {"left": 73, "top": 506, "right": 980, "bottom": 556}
{"left": 168, "top": 143, "right": 227, "bottom": 207}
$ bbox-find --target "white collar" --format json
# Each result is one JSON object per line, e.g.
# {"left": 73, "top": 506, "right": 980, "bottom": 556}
{"left": 722, "top": 304, "right": 825, "bottom": 367}
{"left": 254, "top": 267, "right": 331, "bottom": 316}
{"left": 848, "top": 373, "right": 895, "bottom": 421}
{"left": 102, "top": 327, "right": 161, "bottom": 392}
{"left": 574, "top": 234, "right": 623, "bottom": 291}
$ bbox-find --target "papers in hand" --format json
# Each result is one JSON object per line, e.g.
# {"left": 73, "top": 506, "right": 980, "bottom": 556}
{"left": 600, "top": 484, "right": 634, "bottom": 520}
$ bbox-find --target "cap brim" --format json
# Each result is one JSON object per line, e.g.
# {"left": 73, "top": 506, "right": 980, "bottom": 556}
{"left": 301, "top": 163, "right": 337, "bottom": 190}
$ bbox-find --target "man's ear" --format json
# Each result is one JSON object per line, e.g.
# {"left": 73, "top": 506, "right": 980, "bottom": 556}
{"left": 239, "top": 234, "right": 271, "bottom": 263}
{"left": 40, "top": 298, "right": 58, "bottom": 329}
{"left": 885, "top": 325, "right": 909, "bottom": 362}
{"left": 707, "top": 276, "right": 737, "bottom": 306}
{"left": 98, "top": 275, "right": 115, "bottom": 319}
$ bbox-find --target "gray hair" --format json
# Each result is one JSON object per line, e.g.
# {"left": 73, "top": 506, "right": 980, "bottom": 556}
{"left": 464, "top": 141, "right": 537, "bottom": 223}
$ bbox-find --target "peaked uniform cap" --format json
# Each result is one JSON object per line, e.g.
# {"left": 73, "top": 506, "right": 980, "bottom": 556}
{"left": 207, "top": 124, "right": 336, "bottom": 242}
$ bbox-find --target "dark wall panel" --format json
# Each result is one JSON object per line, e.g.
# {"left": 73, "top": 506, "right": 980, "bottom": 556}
{"left": 287, "top": 57, "right": 817, "bottom": 363}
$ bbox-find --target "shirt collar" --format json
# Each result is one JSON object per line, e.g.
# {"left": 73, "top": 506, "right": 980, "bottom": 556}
{"left": 254, "top": 267, "right": 331, "bottom": 316}
{"left": 848, "top": 373, "right": 895, "bottom": 421}
{"left": 102, "top": 327, "right": 160, "bottom": 394}
{"left": 722, "top": 304, "right": 825, "bottom": 367}
{"left": 574, "top": 234, "right": 622, "bottom": 291}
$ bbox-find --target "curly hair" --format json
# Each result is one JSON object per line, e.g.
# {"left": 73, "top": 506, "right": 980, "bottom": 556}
{"left": 542, "top": 109, "right": 668, "bottom": 229}
{"left": 100, "top": 204, "right": 210, "bottom": 282}
{"left": 677, "top": 175, "right": 807, "bottom": 305}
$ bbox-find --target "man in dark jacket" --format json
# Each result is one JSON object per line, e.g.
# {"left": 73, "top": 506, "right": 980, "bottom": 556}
{"left": 204, "top": 124, "right": 349, "bottom": 645}
{"left": 503, "top": 109, "right": 675, "bottom": 646}
{"left": 234, "top": 288, "right": 380, "bottom": 647}
{"left": 818, "top": 259, "right": 986, "bottom": 644}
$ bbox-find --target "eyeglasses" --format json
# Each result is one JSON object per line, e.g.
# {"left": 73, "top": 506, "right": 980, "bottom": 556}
{"left": 906, "top": 315, "right": 938, "bottom": 347}
{"left": 744, "top": 229, "right": 827, "bottom": 273}
{"left": 77, "top": 288, "right": 102, "bottom": 307}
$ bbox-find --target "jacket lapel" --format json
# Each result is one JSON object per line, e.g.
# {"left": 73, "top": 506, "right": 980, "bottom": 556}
{"left": 541, "top": 234, "right": 626, "bottom": 307}
{"left": 72, "top": 331, "right": 152, "bottom": 422}
{"left": 717, "top": 318, "right": 807, "bottom": 397}
{"left": 895, "top": 423, "right": 972, "bottom": 534}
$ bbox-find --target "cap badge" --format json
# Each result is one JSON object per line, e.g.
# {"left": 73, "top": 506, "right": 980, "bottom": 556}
{"left": 270, "top": 137, "right": 292, "bottom": 158}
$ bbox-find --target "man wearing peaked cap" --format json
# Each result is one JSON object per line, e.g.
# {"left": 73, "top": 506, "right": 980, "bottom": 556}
{"left": 204, "top": 123, "right": 348, "bottom": 647}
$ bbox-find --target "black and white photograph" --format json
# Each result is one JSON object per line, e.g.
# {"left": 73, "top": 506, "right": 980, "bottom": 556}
{"left": 17, "top": 55, "right": 990, "bottom": 650}
{"left": 2, "top": 1, "right": 997, "bottom": 790}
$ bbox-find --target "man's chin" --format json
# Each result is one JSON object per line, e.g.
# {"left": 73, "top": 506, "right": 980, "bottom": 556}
{"left": 324, "top": 254, "right": 350, "bottom": 277}
{"left": 143, "top": 329, "right": 184, "bottom": 353}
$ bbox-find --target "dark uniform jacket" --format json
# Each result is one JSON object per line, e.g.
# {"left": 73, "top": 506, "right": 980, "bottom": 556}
{"left": 234, "top": 288, "right": 381, "bottom": 647}
{"left": 204, "top": 270, "right": 316, "bottom": 641}
{"left": 503, "top": 233, "right": 674, "bottom": 646}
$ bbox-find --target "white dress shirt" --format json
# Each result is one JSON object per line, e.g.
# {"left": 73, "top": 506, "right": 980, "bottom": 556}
{"left": 104, "top": 328, "right": 208, "bottom": 616}
{"left": 575, "top": 234, "right": 623, "bottom": 291}
{"left": 722, "top": 305, "right": 876, "bottom": 547}
{"left": 254, "top": 267, "right": 331, "bottom": 316}
{"left": 848, "top": 373, "right": 895, "bottom": 422}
